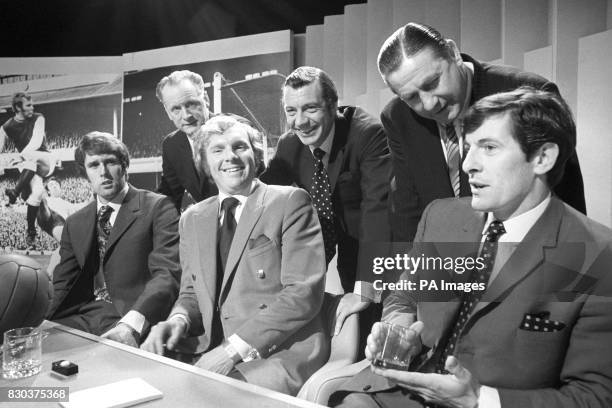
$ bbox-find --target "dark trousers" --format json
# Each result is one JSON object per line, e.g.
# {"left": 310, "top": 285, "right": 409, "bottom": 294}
{"left": 52, "top": 300, "right": 121, "bottom": 336}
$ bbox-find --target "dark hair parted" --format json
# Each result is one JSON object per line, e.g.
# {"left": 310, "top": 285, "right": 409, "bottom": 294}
{"left": 463, "top": 86, "right": 576, "bottom": 188}
{"left": 284, "top": 66, "right": 338, "bottom": 108}
{"left": 74, "top": 131, "right": 130, "bottom": 170}
{"left": 378, "top": 22, "right": 452, "bottom": 77}
{"left": 11, "top": 92, "right": 32, "bottom": 114}
{"left": 193, "top": 115, "right": 266, "bottom": 177}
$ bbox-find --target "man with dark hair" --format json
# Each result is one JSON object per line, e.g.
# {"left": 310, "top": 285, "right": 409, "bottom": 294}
{"left": 0, "top": 92, "right": 57, "bottom": 248}
{"left": 142, "top": 116, "right": 328, "bottom": 395}
{"left": 378, "top": 22, "right": 586, "bottom": 242}
{"left": 48, "top": 131, "right": 181, "bottom": 347}
{"left": 261, "top": 66, "right": 391, "bottom": 340}
{"left": 330, "top": 88, "right": 612, "bottom": 408}
{"left": 156, "top": 70, "right": 217, "bottom": 211}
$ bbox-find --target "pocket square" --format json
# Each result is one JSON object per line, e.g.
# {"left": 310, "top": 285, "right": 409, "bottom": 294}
{"left": 520, "top": 311, "right": 565, "bottom": 332}
{"left": 248, "top": 235, "right": 271, "bottom": 249}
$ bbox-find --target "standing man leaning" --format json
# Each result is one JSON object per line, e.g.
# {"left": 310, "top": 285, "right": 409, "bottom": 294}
{"left": 1, "top": 92, "right": 57, "bottom": 247}
{"left": 142, "top": 116, "right": 328, "bottom": 395}
{"left": 48, "top": 132, "right": 181, "bottom": 347}
{"left": 156, "top": 70, "right": 217, "bottom": 211}
{"left": 330, "top": 88, "right": 612, "bottom": 408}
{"left": 261, "top": 66, "right": 391, "bottom": 338}
{"left": 379, "top": 22, "right": 586, "bottom": 242}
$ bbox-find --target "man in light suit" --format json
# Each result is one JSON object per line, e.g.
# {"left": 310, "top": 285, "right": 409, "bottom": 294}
{"left": 261, "top": 66, "right": 391, "bottom": 339}
{"left": 330, "top": 88, "right": 612, "bottom": 408}
{"left": 156, "top": 70, "right": 217, "bottom": 211}
{"left": 48, "top": 132, "right": 181, "bottom": 347}
{"left": 142, "top": 115, "right": 329, "bottom": 396}
{"left": 379, "top": 22, "right": 585, "bottom": 242}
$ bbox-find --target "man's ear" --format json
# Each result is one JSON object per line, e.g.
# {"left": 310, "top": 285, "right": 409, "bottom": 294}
{"left": 532, "top": 142, "right": 559, "bottom": 175}
{"left": 445, "top": 39, "right": 462, "bottom": 62}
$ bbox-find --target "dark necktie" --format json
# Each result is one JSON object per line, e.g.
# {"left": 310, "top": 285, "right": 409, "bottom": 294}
{"left": 436, "top": 220, "right": 506, "bottom": 373}
{"left": 94, "top": 205, "right": 114, "bottom": 303}
{"left": 218, "top": 197, "right": 240, "bottom": 272}
{"left": 311, "top": 147, "right": 337, "bottom": 264}
{"left": 444, "top": 123, "right": 461, "bottom": 197}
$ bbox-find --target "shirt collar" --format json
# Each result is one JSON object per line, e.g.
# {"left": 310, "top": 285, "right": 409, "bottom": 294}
{"left": 97, "top": 184, "right": 129, "bottom": 212}
{"left": 483, "top": 194, "right": 552, "bottom": 242}
{"left": 217, "top": 180, "right": 257, "bottom": 215}
{"left": 308, "top": 122, "right": 335, "bottom": 156}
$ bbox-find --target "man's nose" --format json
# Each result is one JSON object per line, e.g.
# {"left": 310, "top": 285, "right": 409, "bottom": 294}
{"left": 295, "top": 111, "right": 309, "bottom": 128}
{"left": 462, "top": 147, "right": 478, "bottom": 174}
{"left": 420, "top": 92, "right": 437, "bottom": 112}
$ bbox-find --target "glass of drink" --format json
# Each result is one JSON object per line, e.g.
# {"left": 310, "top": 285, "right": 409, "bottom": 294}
{"left": 2, "top": 327, "right": 43, "bottom": 379}
{"left": 372, "top": 322, "right": 419, "bottom": 370}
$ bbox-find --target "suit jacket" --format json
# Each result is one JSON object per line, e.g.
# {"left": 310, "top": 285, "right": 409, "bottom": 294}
{"left": 48, "top": 186, "right": 181, "bottom": 327}
{"left": 158, "top": 129, "right": 217, "bottom": 211}
{"left": 171, "top": 180, "right": 329, "bottom": 396}
{"left": 261, "top": 106, "right": 391, "bottom": 291}
{"left": 341, "top": 197, "right": 612, "bottom": 408}
{"left": 383, "top": 54, "right": 586, "bottom": 242}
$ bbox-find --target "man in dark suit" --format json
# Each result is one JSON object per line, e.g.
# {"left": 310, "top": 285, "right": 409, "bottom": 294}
{"left": 331, "top": 88, "right": 612, "bottom": 408}
{"left": 156, "top": 70, "right": 217, "bottom": 211}
{"left": 378, "top": 22, "right": 585, "bottom": 242}
{"left": 48, "top": 132, "right": 181, "bottom": 347}
{"left": 141, "top": 116, "right": 328, "bottom": 395}
{"left": 261, "top": 66, "right": 391, "bottom": 335}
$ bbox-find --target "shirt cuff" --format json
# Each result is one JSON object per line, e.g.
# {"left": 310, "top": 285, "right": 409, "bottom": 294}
{"left": 228, "top": 334, "right": 260, "bottom": 362}
{"left": 168, "top": 313, "right": 191, "bottom": 335}
{"left": 353, "top": 281, "right": 382, "bottom": 303}
{"left": 119, "top": 310, "right": 147, "bottom": 335}
{"left": 478, "top": 385, "right": 500, "bottom": 408}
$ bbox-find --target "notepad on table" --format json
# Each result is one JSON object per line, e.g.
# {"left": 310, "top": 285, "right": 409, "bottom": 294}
{"left": 60, "top": 377, "right": 163, "bottom": 408}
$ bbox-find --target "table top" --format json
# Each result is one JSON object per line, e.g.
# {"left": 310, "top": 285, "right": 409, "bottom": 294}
{"left": 0, "top": 321, "right": 324, "bottom": 408}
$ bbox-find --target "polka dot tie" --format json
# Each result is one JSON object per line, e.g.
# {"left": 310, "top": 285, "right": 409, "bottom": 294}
{"left": 435, "top": 220, "right": 506, "bottom": 374}
{"left": 311, "top": 148, "right": 337, "bottom": 264}
{"left": 94, "top": 205, "right": 114, "bottom": 303}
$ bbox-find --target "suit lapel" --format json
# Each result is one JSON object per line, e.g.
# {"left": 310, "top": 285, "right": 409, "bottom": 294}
{"left": 197, "top": 200, "right": 220, "bottom": 304}
{"left": 482, "top": 199, "right": 561, "bottom": 303}
{"left": 73, "top": 201, "right": 97, "bottom": 266}
{"left": 221, "top": 181, "right": 265, "bottom": 294}
{"left": 328, "top": 113, "right": 348, "bottom": 191}
{"left": 105, "top": 187, "right": 138, "bottom": 255}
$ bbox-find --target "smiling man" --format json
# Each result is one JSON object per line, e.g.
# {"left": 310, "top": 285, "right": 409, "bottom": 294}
{"left": 330, "top": 88, "right": 612, "bottom": 408}
{"left": 141, "top": 116, "right": 328, "bottom": 396}
{"left": 378, "top": 22, "right": 586, "bottom": 242}
{"left": 156, "top": 70, "right": 217, "bottom": 211}
{"left": 48, "top": 132, "right": 181, "bottom": 347}
{"left": 261, "top": 66, "right": 391, "bottom": 344}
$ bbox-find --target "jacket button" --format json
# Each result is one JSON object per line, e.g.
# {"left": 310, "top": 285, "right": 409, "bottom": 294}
{"left": 191, "top": 274, "right": 196, "bottom": 280}
{"left": 362, "top": 385, "right": 371, "bottom": 391}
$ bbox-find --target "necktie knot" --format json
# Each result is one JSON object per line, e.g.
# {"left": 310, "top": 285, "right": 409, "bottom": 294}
{"left": 221, "top": 197, "right": 239, "bottom": 214}
{"left": 485, "top": 220, "right": 506, "bottom": 241}
{"left": 313, "top": 147, "right": 326, "bottom": 161}
{"left": 98, "top": 205, "right": 113, "bottom": 221}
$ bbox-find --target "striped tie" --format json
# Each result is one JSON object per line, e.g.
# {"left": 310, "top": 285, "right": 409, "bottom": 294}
{"left": 445, "top": 124, "right": 461, "bottom": 197}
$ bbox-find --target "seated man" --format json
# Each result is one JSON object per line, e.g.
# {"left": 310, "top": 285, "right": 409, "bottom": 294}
{"left": 330, "top": 87, "right": 612, "bottom": 408}
{"left": 141, "top": 115, "right": 329, "bottom": 396}
{"left": 48, "top": 132, "right": 181, "bottom": 347}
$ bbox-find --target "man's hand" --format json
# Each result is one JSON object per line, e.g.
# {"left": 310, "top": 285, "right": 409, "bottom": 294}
{"left": 195, "top": 346, "right": 236, "bottom": 375}
{"left": 365, "top": 321, "right": 424, "bottom": 363}
{"left": 140, "top": 318, "right": 186, "bottom": 355}
{"left": 333, "top": 292, "right": 371, "bottom": 335}
{"left": 101, "top": 323, "right": 139, "bottom": 347}
{"left": 372, "top": 356, "right": 480, "bottom": 408}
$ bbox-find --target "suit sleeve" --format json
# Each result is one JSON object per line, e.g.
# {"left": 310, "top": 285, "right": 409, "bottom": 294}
{"left": 47, "top": 219, "right": 88, "bottom": 319}
{"left": 130, "top": 196, "right": 181, "bottom": 325}
{"left": 234, "top": 188, "right": 326, "bottom": 356}
{"left": 158, "top": 138, "right": 185, "bottom": 211}
{"left": 259, "top": 136, "right": 294, "bottom": 186}
{"left": 355, "top": 119, "right": 392, "bottom": 284}
{"left": 170, "top": 211, "right": 205, "bottom": 336}
{"left": 497, "top": 245, "right": 612, "bottom": 407}
{"left": 381, "top": 102, "right": 423, "bottom": 242}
